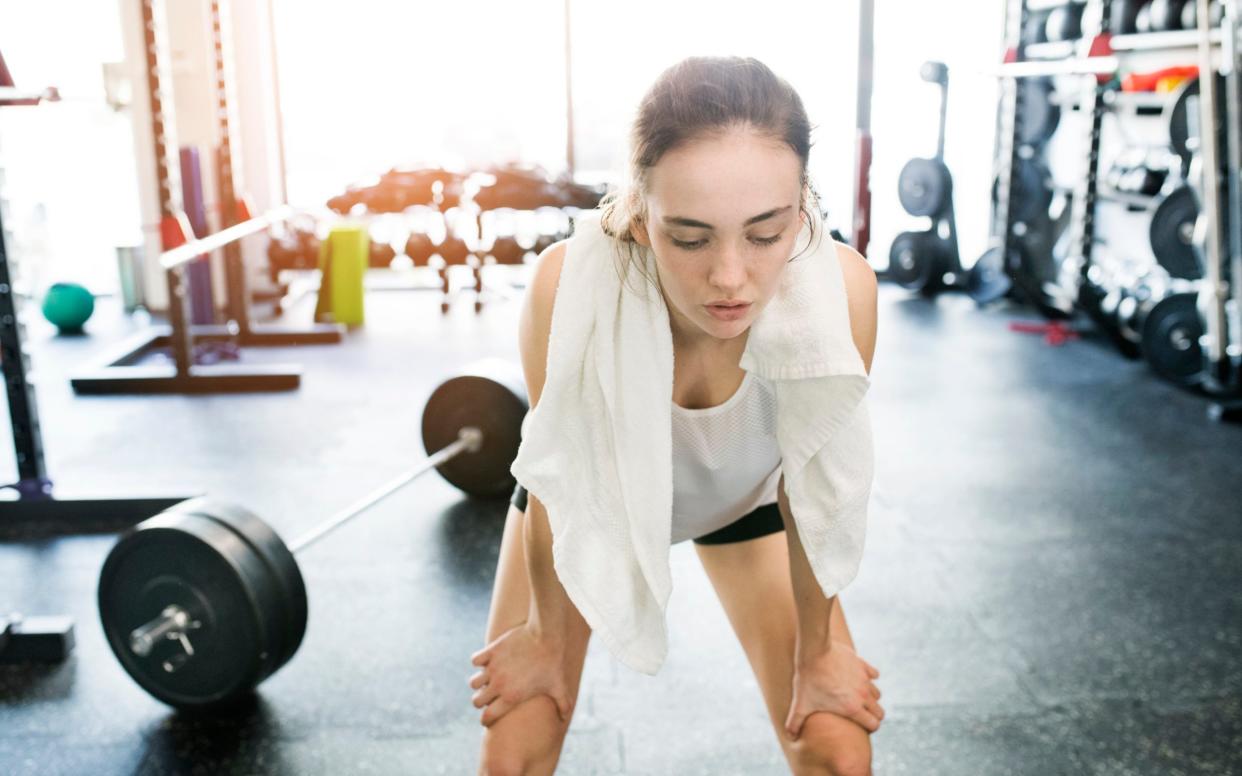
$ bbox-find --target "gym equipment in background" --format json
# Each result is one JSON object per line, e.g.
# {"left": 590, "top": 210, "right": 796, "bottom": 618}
{"left": 70, "top": 0, "right": 344, "bottom": 396}
{"left": 0, "top": 614, "right": 75, "bottom": 663}
{"left": 1142, "top": 291, "right": 1205, "bottom": 385}
{"left": 886, "top": 61, "right": 965, "bottom": 296}
{"left": 179, "top": 146, "right": 215, "bottom": 326}
{"left": 98, "top": 359, "right": 527, "bottom": 710}
{"left": 41, "top": 282, "right": 95, "bottom": 332}
{"left": 1, "top": 47, "right": 190, "bottom": 539}
{"left": 1045, "top": 2, "right": 1086, "bottom": 41}
{"left": 313, "top": 224, "right": 368, "bottom": 326}
{"left": 1150, "top": 184, "right": 1204, "bottom": 279}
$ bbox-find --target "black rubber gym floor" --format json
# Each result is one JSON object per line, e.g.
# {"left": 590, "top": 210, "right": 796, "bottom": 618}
{"left": 1, "top": 279, "right": 1240, "bottom": 775}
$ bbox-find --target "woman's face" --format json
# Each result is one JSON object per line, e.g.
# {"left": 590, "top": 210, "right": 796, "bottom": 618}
{"left": 630, "top": 127, "right": 806, "bottom": 348}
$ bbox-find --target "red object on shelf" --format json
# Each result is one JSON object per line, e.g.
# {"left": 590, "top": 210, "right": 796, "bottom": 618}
{"left": 1008, "top": 320, "right": 1082, "bottom": 346}
{"left": 1087, "top": 33, "right": 1114, "bottom": 58}
{"left": 158, "top": 212, "right": 194, "bottom": 251}
{"left": 1121, "top": 65, "right": 1198, "bottom": 92}
{"left": 1087, "top": 35, "right": 1116, "bottom": 84}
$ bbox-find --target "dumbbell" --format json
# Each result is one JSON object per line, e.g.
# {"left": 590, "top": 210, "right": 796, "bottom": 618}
{"left": 436, "top": 233, "right": 473, "bottom": 266}
{"left": 98, "top": 359, "right": 528, "bottom": 710}
{"left": 488, "top": 236, "right": 529, "bottom": 266}
{"left": 404, "top": 232, "right": 437, "bottom": 267}
{"left": 368, "top": 238, "right": 398, "bottom": 269}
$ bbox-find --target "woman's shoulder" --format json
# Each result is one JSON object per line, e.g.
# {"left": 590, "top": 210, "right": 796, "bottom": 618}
{"left": 830, "top": 240, "right": 878, "bottom": 375}
{"left": 517, "top": 240, "right": 570, "bottom": 407}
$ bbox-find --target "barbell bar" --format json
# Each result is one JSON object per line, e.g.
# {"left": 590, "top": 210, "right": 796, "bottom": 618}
{"left": 98, "top": 358, "right": 528, "bottom": 710}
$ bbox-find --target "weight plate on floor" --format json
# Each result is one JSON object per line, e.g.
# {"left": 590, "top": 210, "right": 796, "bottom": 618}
{"left": 169, "top": 498, "right": 308, "bottom": 672}
{"left": 887, "top": 230, "right": 947, "bottom": 294}
{"left": 1149, "top": 186, "right": 1203, "bottom": 280}
{"left": 966, "top": 246, "right": 1012, "bottom": 304}
{"left": 1142, "top": 292, "right": 1205, "bottom": 385}
{"left": 99, "top": 511, "right": 282, "bottom": 708}
{"left": 897, "top": 158, "right": 952, "bottom": 217}
{"left": 422, "top": 358, "right": 530, "bottom": 498}
{"left": 1017, "top": 78, "right": 1061, "bottom": 147}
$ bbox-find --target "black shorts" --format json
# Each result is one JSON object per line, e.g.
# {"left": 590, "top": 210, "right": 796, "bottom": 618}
{"left": 509, "top": 484, "right": 784, "bottom": 545}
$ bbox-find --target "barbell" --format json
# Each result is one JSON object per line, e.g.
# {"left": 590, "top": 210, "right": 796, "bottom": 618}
{"left": 97, "top": 359, "right": 528, "bottom": 710}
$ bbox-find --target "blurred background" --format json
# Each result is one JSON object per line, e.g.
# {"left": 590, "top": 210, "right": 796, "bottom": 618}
{"left": 1, "top": 2, "right": 1240, "bottom": 774}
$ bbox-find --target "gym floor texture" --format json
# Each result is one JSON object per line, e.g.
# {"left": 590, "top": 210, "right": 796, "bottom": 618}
{"left": 1, "top": 278, "right": 1240, "bottom": 775}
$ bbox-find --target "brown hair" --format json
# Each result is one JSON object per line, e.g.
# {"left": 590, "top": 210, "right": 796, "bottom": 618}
{"left": 597, "top": 55, "right": 824, "bottom": 296}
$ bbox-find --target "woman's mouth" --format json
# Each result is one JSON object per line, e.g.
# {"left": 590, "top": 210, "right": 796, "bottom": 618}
{"left": 705, "top": 302, "right": 751, "bottom": 321}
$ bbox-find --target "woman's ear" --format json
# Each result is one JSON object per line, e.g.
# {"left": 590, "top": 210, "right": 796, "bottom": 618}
{"left": 629, "top": 217, "right": 651, "bottom": 248}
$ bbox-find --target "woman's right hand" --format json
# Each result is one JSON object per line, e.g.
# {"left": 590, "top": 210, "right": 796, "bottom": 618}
{"left": 468, "top": 620, "right": 572, "bottom": 727}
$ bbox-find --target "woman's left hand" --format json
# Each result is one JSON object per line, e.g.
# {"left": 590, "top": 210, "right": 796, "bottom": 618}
{"left": 784, "top": 641, "right": 884, "bottom": 740}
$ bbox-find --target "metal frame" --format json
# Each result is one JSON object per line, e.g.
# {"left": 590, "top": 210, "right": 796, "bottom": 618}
{"left": 0, "top": 56, "right": 189, "bottom": 532}
{"left": 69, "top": 0, "right": 342, "bottom": 396}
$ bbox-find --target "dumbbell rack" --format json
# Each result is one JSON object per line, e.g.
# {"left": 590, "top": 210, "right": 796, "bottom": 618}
{"left": 70, "top": 0, "right": 344, "bottom": 395}
{"left": 993, "top": 0, "right": 1242, "bottom": 408}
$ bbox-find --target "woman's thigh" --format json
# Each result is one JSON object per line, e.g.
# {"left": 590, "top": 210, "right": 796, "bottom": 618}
{"left": 693, "top": 529, "right": 872, "bottom": 772}
{"left": 476, "top": 499, "right": 592, "bottom": 776}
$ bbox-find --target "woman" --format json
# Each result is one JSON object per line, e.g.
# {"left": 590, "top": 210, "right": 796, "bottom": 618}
{"left": 470, "top": 56, "right": 883, "bottom": 776}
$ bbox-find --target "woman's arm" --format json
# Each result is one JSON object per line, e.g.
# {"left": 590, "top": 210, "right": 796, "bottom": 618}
{"left": 516, "top": 240, "right": 584, "bottom": 641}
{"left": 786, "top": 242, "right": 878, "bottom": 661}
{"left": 523, "top": 491, "right": 582, "bottom": 638}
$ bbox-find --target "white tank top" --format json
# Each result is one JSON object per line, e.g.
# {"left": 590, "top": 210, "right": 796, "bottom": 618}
{"left": 670, "top": 370, "right": 782, "bottom": 544}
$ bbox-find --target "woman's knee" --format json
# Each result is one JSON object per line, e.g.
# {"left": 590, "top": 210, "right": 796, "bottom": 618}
{"left": 477, "top": 695, "right": 569, "bottom": 776}
{"left": 787, "top": 713, "right": 873, "bottom": 776}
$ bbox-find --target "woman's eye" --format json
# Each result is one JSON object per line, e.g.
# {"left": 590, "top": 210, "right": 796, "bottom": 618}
{"left": 670, "top": 234, "right": 783, "bottom": 250}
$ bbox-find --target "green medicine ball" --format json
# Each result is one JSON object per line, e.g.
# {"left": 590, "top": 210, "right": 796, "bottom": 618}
{"left": 42, "top": 282, "right": 95, "bottom": 332}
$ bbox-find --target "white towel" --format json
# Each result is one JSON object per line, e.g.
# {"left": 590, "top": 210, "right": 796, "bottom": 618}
{"left": 510, "top": 208, "right": 873, "bottom": 675}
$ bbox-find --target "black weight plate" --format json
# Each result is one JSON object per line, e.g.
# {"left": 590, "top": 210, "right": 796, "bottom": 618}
{"left": 1017, "top": 78, "right": 1061, "bottom": 147}
{"left": 887, "top": 230, "right": 947, "bottom": 294}
{"left": 1149, "top": 186, "right": 1203, "bottom": 280}
{"left": 1045, "top": 3, "right": 1084, "bottom": 41}
{"left": 1142, "top": 292, "right": 1205, "bottom": 385}
{"left": 1112, "top": 0, "right": 1146, "bottom": 35}
{"left": 1181, "top": 0, "right": 1224, "bottom": 29}
{"left": 1023, "top": 9, "right": 1052, "bottom": 45}
{"left": 99, "top": 512, "right": 278, "bottom": 709}
{"left": 422, "top": 358, "right": 530, "bottom": 498}
{"left": 897, "top": 158, "right": 952, "bottom": 217}
{"left": 169, "top": 498, "right": 308, "bottom": 673}
{"left": 1077, "top": 281, "right": 1143, "bottom": 357}
{"left": 995, "top": 158, "right": 1054, "bottom": 225}
{"left": 1148, "top": 0, "right": 1188, "bottom": 30}
{"left": 966, "top": 246, "right": 1013, "bottom": 304}
{"left": 1166, "top": 75, "right": 1228, "bottom": 170}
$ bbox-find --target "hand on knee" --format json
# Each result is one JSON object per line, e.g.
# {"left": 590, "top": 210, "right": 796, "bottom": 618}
{"left": 788, "top": 713, "right": 873, "bottom": 776}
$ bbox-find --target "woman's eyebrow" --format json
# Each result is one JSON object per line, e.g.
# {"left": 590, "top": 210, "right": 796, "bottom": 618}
{"left": 661, "top": 205, "right": 792, "bottom": 230}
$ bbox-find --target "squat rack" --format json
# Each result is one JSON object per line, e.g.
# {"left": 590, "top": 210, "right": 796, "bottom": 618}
{"left": 0, "top": 52, "right": 187, "bottom": 532}
{"left": 69, "top": 0, "right": 343, "bottom": 396}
